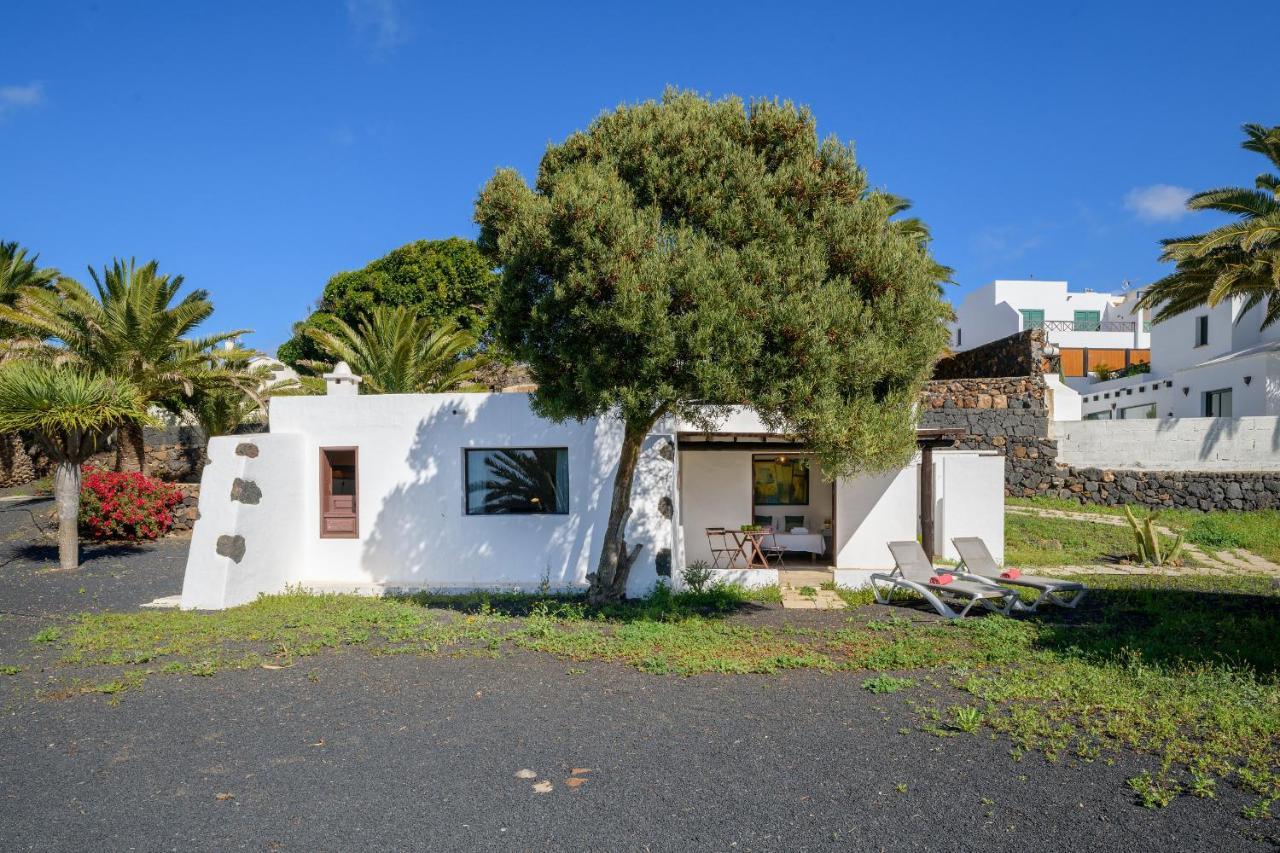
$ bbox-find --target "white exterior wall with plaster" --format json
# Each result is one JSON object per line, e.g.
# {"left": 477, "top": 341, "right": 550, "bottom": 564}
{"left": 1055, "top": 416, "right": 1280, "bottom": 472}
{"left": 181, "top": 385, "right": 1007, "bottom": 609}
{"left": 1076, "top": 296, "right": 1280, "bottom": 421}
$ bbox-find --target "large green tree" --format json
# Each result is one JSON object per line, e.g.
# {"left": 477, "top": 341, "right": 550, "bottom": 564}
{"left": 475, "top": 90, "right": 951, "bottom": 603}
{"left": 1138, "top": 124, "right": 1280, "bottom": 327}
{"left": 300, "top": 305, "right": 488, "bottom": 394}
{"left": 0, "top": 258, "right": 255, "bottom": 473}
{"left": 278, "top": 237, "right": 498, "bottom": 367}
{"left": 0, "top": 362, "right": 150, "bottom": 570}
{"left": 0, "top": 241, "right": 59, "bottom": 360}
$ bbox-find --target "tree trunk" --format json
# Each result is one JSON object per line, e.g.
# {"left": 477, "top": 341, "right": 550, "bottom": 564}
{"left": 587, "top": 415, "right": 656, "bottom": 604}
{"left": 53, "top": 460, "right": 81, "bottom": 571}
{"left": 114, "top": 422, "right": 147, "bottom": 475}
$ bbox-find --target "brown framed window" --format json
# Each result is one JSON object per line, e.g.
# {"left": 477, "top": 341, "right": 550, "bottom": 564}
{"left": 320, "top": 447, "right": 358, "bottom": 538}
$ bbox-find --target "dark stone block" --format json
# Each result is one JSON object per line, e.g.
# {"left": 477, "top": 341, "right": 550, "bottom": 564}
{"left": 216, "top": 534, "right": 245, "bottom": 563}
{"left": 230, "top": 478, "right": 262, "bottom": 505}
{"left": 655, "top": 548, "right": 672, "bottom": 578}
{"left": 235, "top": 442, "right": 260, "bottom": 458}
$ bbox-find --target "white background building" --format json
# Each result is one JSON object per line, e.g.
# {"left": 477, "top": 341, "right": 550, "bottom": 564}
{"left": 1078, "top": 295, "right": 1280, "bottom": 420}
{"left": 949, "top": 279, "right": 1150, "bottom": 357}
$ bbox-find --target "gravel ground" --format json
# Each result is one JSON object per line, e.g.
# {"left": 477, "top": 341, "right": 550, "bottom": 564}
{"left": 1, "top": 498, "right": 1275, "bottom": 851}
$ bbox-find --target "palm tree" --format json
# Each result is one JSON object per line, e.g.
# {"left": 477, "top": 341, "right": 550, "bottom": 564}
{"left": 0, "top": 241, "right": 59, "bottom": 362}
{"left": 1137, "top": 124, "right": 1280, "bottom": 328}
{"left": 301, "top": 305, "right": 488, "bottom": 394}
{"left": 0, "top": 362, "right": 150, "bottom": 569}
{"left": 0, "top": 258, "right": 255, "bottom": 473}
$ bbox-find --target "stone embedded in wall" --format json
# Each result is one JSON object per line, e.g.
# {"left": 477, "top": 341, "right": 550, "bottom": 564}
{"left": 230, "top": 478, "right": 262, "bottom": 505}
{"left": 216, "top": 534, "right": 246, "bottom": 563}
{"left": 656, "top": 439, "right": 675, "bottom": 462}
{"left": 658, "top": 496, "right": 673, "bottom": 519}
{"left": 655, "top": 548, "right": 672, "bottom": 578}
{"left": 235, "top": 442, "right": 260, "bottom": 458}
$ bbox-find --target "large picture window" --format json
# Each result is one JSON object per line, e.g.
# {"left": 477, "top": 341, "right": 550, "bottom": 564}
{"left": 465, "top": 448, "right": 570, "bottom": 515}
{"left": 752, "top": 455, "right": 810, "bottom": 506}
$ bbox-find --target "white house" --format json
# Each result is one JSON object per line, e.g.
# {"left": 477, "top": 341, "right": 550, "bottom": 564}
{"left": 1078, "top": 294, "right": 1280, "bottom": 420}
{"left": 179, "top": 372, "right": 1005, "bottom": 610}
{"left": 949, "top": 280, "right": 1151, "bottom": 387}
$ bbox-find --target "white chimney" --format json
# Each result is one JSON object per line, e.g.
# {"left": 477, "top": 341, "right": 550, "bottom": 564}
{"left": 323, "top": 361, "right": 363, "bottom": 396}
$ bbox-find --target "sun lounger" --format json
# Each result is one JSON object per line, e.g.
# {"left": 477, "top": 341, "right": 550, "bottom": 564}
{"left": 951, "top": 537, "right": 1087, "bottom": 612}
{"left": 870, "top": 541, "right": 1016, "bottom": 619}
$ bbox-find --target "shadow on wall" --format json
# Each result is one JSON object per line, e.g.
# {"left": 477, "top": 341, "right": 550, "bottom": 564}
{"left": 1155, "top": 415, "right": 1255, "bottom": 464}
{"left": 358, "top": 396, "right": 638, "bottom": 591}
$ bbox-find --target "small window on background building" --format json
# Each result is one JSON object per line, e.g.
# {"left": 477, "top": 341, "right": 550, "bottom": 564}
{"left": 1020, "top": 309, "right": 1045, "bottom": 330}
{"left": 320, "top": 448, "right": 358, "bottom": 538}
{"left": 465, "top": 448, "right": 570, "bottom": 515}
{"left": 1074, "top": 310, "right": 1100, "bottom": 331}
{"left": 955, "top": 328, "right": 962, "bottom": 347}
{"left": 1203, "top": 388, "right": 1233, "bottom": 418}
{"left": 1194, "top": 315, "right": 1209, "bottom": 347}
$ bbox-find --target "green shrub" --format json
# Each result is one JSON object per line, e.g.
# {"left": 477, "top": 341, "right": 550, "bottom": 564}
{"left": 680, "top": 560, "right": 716, "bottom": 594}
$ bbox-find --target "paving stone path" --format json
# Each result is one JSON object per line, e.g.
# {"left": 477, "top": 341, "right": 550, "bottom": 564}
{"left": 779, "top": 569, "right": 846, "bottom": 609}
{"left": 1006, "top": 505, "right": 1280, "bottom": 578}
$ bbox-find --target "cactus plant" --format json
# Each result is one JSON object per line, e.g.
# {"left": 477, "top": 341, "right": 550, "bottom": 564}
{"left": 1123, "top": 506, "right": 1185, "bottom": 566}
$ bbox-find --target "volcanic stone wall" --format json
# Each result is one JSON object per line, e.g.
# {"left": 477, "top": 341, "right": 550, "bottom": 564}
{"left": 920, "top": 330, "right": 1278, "bottom": 510}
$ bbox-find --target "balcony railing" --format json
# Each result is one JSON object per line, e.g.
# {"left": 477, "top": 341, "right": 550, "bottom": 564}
{"left": 1030, "top": 320, "right": 1137, "bottom": 333}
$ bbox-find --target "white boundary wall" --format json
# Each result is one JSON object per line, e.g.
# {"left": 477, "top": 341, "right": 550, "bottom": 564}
{"left": 1055, "top": 416, "right": 1280, "bottom": 471}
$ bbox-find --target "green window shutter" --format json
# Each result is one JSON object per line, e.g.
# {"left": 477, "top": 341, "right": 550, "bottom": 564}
{"left": 1074, "top": 310, "right": 1100, "bottom": 331}
{"left": 1020, "top": 309, "right": 1044, "bottom": 329}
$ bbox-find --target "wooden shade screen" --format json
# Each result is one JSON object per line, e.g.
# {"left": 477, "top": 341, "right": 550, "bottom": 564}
{"left": 320, "top": 447, "right": 358, "bottom": 538}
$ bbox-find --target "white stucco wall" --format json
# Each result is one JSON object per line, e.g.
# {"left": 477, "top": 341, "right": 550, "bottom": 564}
{"left": 833, "top": 466, "right": 918, "bottom": 571}
{"left": 183, "top": 393, "right": 676, "bottom": 604}
{"left": 930, "top": 452, "right": 1005, "bottom": 563}
{"left": 678, "top": 450, "right": 753, "bottom": 567}
{"left": 181, "top": 434, "right": 307, "bottom": 609}
{"left": 1055, "top": 415, "right": 1280, "bottom": 471}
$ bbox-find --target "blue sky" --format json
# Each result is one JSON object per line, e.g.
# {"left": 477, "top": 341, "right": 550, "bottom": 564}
{"left": 2, "top": 1, "right": 1275, "bottom": 354}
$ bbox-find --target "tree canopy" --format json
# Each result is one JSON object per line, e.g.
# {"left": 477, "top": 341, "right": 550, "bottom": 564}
{"left": 0, "top": 361, "right": 151, "bottom": 569}
{"left": 300, "top": 305, "right": 489, "bottom": 394}
{"left": 0, "top": 257, "right": 257, "bottom": 472}
{"left": 475, "top": 90, "right": 951, "bottom": 600}
{"left": 1138, "top": 123, "right": 1280, "bottom": 328}
{"left": 278, "top": 237, "right": 498, "bottom": 367}
{"left": 0, "top": 240, "right": 60, "bottom": 357}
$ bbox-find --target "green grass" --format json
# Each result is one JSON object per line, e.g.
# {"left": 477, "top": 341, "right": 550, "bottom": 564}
{"left": 1009, "top": 497, "right": 1280, "bottom": 561}
{"left": 19, "top": 573, "right": 1280, "bottom": 818}
{"left": 1005, "top": 509, "right": 1148, "bottom": 567}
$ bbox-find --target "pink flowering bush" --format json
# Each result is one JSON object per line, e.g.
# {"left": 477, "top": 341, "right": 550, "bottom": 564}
{"left": 79, "top": 466, "right": 183, "bottom": 541}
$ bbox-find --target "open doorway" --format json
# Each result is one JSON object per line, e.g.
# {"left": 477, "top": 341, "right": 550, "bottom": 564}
{"left": 749, "top": 452, "right": 835, "bottom": 570}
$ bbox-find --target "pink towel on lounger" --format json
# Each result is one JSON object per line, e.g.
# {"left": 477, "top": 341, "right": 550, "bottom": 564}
{"left": 929, "top": 574, "right": 954, "bottom": 586}
{"left": 1000, "top": 568, "right": 1022, "bottom": 579}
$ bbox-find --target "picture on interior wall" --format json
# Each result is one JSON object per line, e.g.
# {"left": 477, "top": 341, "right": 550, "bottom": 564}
{"left": 752, "top": 455, "right": 809, "bottom": 506}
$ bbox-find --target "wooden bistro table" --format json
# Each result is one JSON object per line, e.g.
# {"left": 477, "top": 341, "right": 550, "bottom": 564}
{"left": 730, "top": 528, "right": 774, "bottom": 569}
